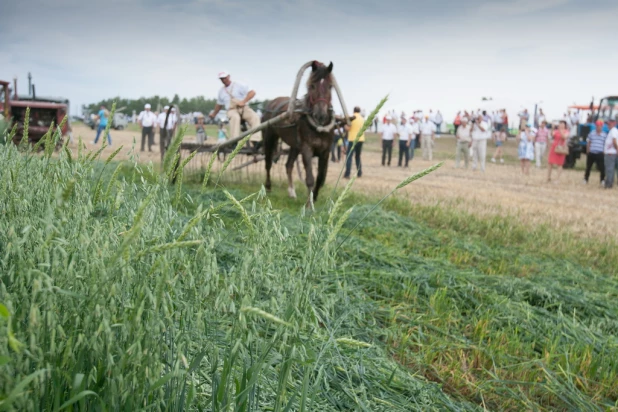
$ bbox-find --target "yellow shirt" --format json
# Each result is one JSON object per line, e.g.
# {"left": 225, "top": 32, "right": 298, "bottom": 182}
{"left": 347, "top": 114, "right": 365, "bottom": 143}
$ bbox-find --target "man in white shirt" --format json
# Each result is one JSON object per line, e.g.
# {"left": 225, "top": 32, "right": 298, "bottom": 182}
{"left": 434, "top": 110, "right": 443, "bottom": 137}
{"left": 455, "top": 117, "right": 472, "bottom": 169}
{"left": 166, "top": 107, "right": 178, "bottom": 141}
{"left": 409, "top": 117, "right": 420, "bottom": 160}
{"left": 397, "top": 117, "right": 413, "bottom": 167}
{"left": 471, "top": 115, "right": 490, "bottom": 171}
{"left": 420, "top": 116, "right": 436, "bottom": 161}
{"left": 380, "top": 115, "right": 397, "bottom": 166}
{"left": 415, "top": 110, "right": 423, "bottom": 122}
{"left": 157, "top": 106, "right": 171, "bottom": 149}
{"left": 570, "top": 110, "right": 580, "bottom": 137}
{"left": 209, "top": 71, "right": 261, "bottom": 143}
{"left": 138, "top": 103, "right": 157, "bottom": 152}
{"left": 604, "top": 118, "right": 618, "bottom": 188}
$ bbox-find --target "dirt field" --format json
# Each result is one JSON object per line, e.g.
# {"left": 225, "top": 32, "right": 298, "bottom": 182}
{"left": 69, "top": 123, "right": 617, "bottom": 240}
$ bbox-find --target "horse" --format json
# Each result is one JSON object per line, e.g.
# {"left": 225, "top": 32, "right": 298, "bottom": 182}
{"left": 262, "top": 60, "right": 347, "bottom": 203}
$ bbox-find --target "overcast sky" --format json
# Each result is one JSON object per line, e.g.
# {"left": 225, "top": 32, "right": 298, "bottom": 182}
{"left": 1, "top": 0, "right": 617, "bottom": 122}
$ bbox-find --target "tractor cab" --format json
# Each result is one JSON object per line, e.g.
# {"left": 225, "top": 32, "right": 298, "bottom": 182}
{"left": 595, "top": 96, "right": 618, "bottom": 124}
{"left": 563, "top": 96, "right": 618, "bottom": 168}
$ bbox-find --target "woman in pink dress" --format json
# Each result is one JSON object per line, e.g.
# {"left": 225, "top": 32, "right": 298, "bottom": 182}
{"left": 547, "top": 120, "right": 569, "bottom": 183}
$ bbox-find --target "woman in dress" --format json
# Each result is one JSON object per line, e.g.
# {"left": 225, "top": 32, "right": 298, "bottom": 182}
{"left": 518, "top": 124, "right": 534, "bottom": 175}
{"left": 547, "top": 120, "right": 569, "bottom": 183}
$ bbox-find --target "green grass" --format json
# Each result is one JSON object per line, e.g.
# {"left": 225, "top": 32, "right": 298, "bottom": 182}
{"left": 1, "top": 121, "right": 617, "bottom": 411}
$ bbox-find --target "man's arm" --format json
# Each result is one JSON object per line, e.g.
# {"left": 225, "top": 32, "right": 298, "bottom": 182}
{"left": 237, "top": 90, "right": 256, "bottom": 107}
{"left": 210, "top": 104, "right": 222, "bottom": 118}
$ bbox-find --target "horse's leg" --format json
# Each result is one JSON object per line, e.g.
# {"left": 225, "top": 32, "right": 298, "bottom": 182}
{"left": 263, "top": 128, "right": 275, "bottom": 192}
{"left": 301, "top": 146, "right": 315, "bottom": 203}
{"left": 286, "top": 148, "right": 299, "bottom": 199}
{"left": 313, "top": 149, "right": 329, "bottom": 202}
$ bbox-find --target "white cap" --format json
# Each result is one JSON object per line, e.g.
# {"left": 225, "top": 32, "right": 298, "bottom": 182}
{"left": 171, "top": 107, "right": 176, "bottom": 111}
{"left": 385, "top": 115, "right": 392, "bottom": 120}
{"left": 218, "top": 71, "right": 229, "bottom": 78}
{"left": 145, "top": 103, "right": 151, "bottom": 109}
{"left": 164, "top": 105, "right": 169, "bottom": 110}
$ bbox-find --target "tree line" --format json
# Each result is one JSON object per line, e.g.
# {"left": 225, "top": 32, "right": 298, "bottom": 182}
{"left": 83, "top": 95, "right": 269, "bottom": 116}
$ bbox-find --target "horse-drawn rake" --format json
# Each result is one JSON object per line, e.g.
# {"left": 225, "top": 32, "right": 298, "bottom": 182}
{"left": 176, "top": 60, "right": 351, "bottom": 202}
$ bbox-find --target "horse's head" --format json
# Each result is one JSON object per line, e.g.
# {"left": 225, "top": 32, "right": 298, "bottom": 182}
{"left": 306, "top": 61, "right": 333, "bottom": 126}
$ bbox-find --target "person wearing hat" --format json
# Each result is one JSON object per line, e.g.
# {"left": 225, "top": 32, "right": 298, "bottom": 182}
{"left": 604, "top": 118, "right": 618, "bottom": 188}
{"left": 380, "top": 115, "right": 397, "bottom": 166}
{"left": 470, "top": 114, "right": 489, "bottom": 171}
{"left": 419, "top": 115, "right": 436, "bottom": 161}
{"left": 138, "top": 103, "right": 157, "bottom": 152}
{"left": 157, "top": 106, "right": 170, "bottom": 148}
{"left": 583, "top": 119, "right": 606, "bottom": 185}
{"left": 455, "top": 117, "right": 472, "bottom": 169}
{"left": 209, "top": 71, "right": 261, "bottom": 143}
{"left": 408, "top": 116, "right": 420, "bottom": 161}
{"left": 165, "top": 107, "right": 178, "bottom": 142}
{"left": 397, "top": 117, "right": 413, "bottom": 167}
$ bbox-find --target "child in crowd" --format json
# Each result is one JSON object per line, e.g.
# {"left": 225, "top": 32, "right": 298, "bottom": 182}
{"left": 217, "top": 123, "right": 228, "bottom": 161}
{"left": 491, "top": 125, "right": 505, "bottom": 164}
{"left": 196, "top": 115, "right": 206, "bottom": 144}
{"left": 518, "top": 124, "right": 535, "bottom": 175}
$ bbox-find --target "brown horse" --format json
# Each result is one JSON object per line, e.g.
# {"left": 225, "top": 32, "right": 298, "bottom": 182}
{"left": 262, "top": 61, "right": 341, "bottom": 202}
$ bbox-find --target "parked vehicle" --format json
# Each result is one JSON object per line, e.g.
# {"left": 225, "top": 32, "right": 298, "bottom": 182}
{"left": 0, "top": 78, "right": 70, "bottom": 144}
{"left": 564, "top": 96, "right": 617, "bottom": 168}
{"left": 112, "top": 113, "right": 128, "bottom": 130}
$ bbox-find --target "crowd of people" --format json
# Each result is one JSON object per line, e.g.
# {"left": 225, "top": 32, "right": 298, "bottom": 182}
{"left": 331, "top": 106, "right": 618, "bottom": 189}
{"left": 90, "top": 71, "right": 618, "bottom": 190}
{"left": 92, "top": 103, "right": 179, "bottom": 150}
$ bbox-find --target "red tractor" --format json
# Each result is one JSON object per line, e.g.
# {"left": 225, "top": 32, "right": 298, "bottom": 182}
{"left": 0, "top": 77, "right": 70, "bottom": 144}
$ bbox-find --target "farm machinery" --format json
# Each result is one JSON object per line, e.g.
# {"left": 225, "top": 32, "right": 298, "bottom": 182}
{"left": 562, "top": 96, "right": 617, "bottom": 168}
{"left": 0, "top": 76, "right": 70, "bottom": 145}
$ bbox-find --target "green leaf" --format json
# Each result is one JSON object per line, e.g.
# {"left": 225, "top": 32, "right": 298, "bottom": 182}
{"left": 0, "top": 369, "right": 47, "bottom": 411}
{"left": 58, "top": 390, "right": 98, "bottom": 410}
{"left": 0, "top": 304, "right": 9, "bottom": 319}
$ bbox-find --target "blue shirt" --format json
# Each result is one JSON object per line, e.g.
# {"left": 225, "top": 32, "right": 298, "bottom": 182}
{"left": 98, "top": 109, "right": 108, "bottom": 127}
{"left": 588, "top": 130, "right": 607, "bottom": 154}
{"left": 218, "top": 129, "right": 226, "bottom": 139}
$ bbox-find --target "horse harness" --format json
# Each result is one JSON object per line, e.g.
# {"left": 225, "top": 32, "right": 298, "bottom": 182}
{"left": 265, "top": 98, "right": 336, "bottom": 134}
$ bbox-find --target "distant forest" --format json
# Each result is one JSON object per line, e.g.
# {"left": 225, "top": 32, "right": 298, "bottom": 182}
{"left": 83, "top": 94, "right": 269, "bottom": 115}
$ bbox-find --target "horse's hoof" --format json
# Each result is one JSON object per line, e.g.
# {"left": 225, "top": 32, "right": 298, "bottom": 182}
{"left": 288, "top": 188, "right": 297, "bottom": 199}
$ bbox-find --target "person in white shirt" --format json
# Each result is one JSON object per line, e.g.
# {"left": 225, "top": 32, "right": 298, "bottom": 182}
{"left": 605, "top": 118, "right": 618, "bottom": 188}
{"left": 471, "top": 115, "right": 490, "bottom": 172}
{"left": 409, "top": 117, "right": 420, "bottom": 160}
{"left": 380, "top": 116, "right": 397, "bottom": 166}
{"left": 157, "top": 105, "right": 171, "bottom": 148}
{"left": 434, "top": 110, "right": 443, "bottom": 137}
{"left": 420, "top": 116, "right": 436, "bottom": 161}
{"left": 397, "top": 117, "right": 413, "bottom": 167}
{"left": 209, "top": 71, "right": 261, "bottom": 143}
{"left": 455, "top": 117, "right": 472, "bottom": 169}
{"left": 570, "top": 110, "right": 580, "bottom": 137}
{"left": 138, "top": 103, "right": 157, "bottom": 152}
{"left": 166, "top": 107, "right": 178, "bottom": 140}
{"left": 537, "top": 108, "right": 546, "bottom": 127}
{"left": 415, "top": 110, "right": 423, "bottom": 122}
